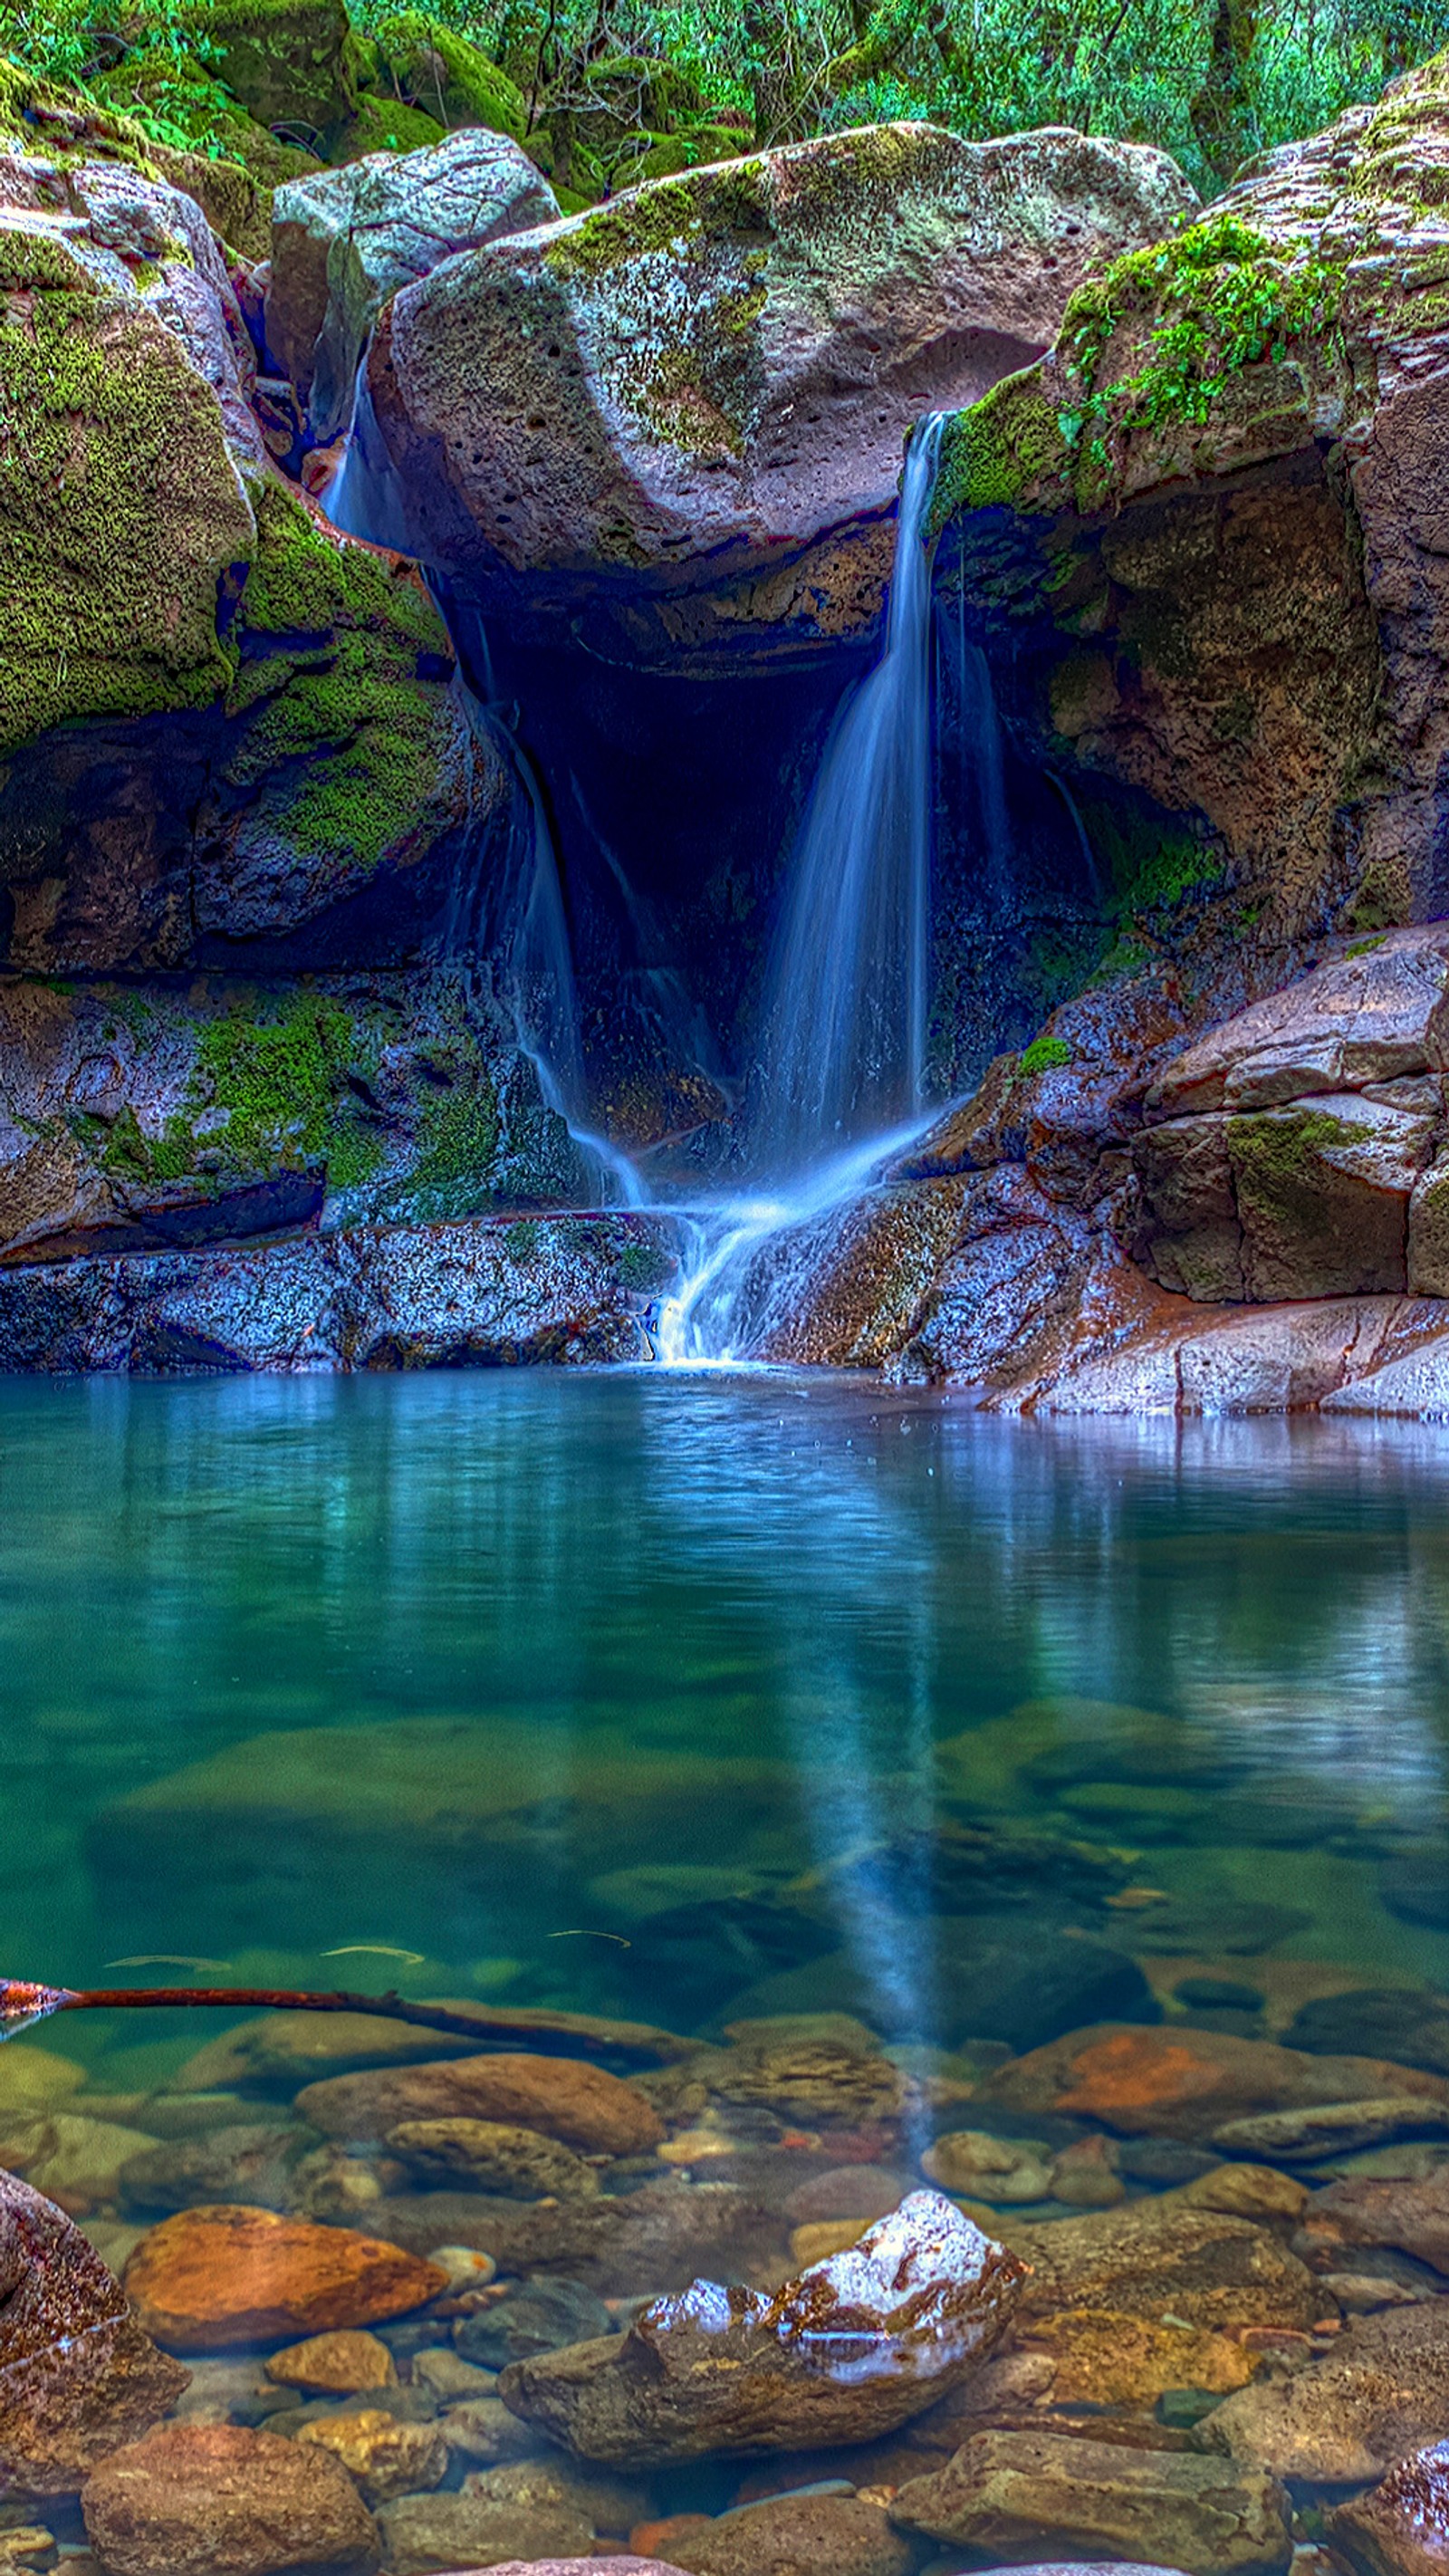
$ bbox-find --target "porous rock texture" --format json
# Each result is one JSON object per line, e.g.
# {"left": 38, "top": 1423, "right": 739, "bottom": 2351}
{"left": 79, "top": 2420, "right": 382, "bottom": 2576}
{"left": 0, "top": 2167, "right": 187, "bottom": 2494}
{"left": 350, "top": 121, "right": 1197, "bottom": 658}
{"left": 497, "top": 2189, "right": 1025, "bottom": 2463}
{"left": 267, "top": 128, "right": 559, "bottom": 437}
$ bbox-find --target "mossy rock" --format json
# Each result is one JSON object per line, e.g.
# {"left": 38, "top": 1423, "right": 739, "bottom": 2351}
{"left": 179, "top": 0, "right": 362, "bottom": 141}
{"left": 0, "top": 220, "right": 254, "bottom": 758}
{"left": 364, "top": 13, "right": 526, "bottom": 141}
{"left": 633, "top": 124, "right": 753, "bottom": 182}
{"left": 0, "top": 57, "right": 278, "bottom": 257}
{"left": 87, "top": 49, "right": 321, "bottom": 193}
{"left": 336, "top": 86, "right": 446, "bottom": 157}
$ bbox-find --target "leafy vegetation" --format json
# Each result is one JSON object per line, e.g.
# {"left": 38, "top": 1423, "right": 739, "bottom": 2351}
{"left": 5, "top": 0, "right": 1449, "bottom": 203}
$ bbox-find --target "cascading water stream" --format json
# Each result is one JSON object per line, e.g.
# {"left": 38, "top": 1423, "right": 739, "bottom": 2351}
{"left": 657, "top": 414, "right": 950, "bottom": 1364}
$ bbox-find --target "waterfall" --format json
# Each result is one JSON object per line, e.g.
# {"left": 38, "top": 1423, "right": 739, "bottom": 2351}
{"left": 657, "top": 414, "right": 949, "bottom": 1363}
{"left": 752, "top": 413, "right": 946, "bottom": 1180}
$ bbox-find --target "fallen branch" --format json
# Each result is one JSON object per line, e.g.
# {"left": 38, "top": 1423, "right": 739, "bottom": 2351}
{"left": 0, "top": 1979, "right": 692, "bottom": 2066}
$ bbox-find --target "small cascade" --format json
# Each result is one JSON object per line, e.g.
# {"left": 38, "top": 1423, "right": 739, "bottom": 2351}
{"left": 752, "top": 414, "right": 947, "bottom": 1178}
{"left": 657, "top": 414, "right": 951, "bottom": 1364}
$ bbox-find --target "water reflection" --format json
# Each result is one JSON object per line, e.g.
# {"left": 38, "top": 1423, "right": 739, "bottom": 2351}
{"left": 0, "top": 1382, "right": 1447, "bottom": 2033}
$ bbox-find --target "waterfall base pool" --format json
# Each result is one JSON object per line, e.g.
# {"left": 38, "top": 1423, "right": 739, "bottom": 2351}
{"left": 5, "top": 1371, "right": 1449, "bottom": 2571}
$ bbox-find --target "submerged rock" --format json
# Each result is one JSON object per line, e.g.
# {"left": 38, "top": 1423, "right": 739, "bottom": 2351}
{"left": 0, "top": 2168, "right": 187, "bottom": 2495}
{"left": 292, "top": 2405, "right": 448, "bottom": 2503}
{"left": 375, "top": 2177, "right": 782, "bottom": 2296}
{"left": 384, "top": 2115, "right": 603, "bottom": 2198}
{"left": 456, "top": 2279, "right": 614, "bottom": 2366}
{"left": 1010, "top": 2196, "right": 1320, "bottom": 2335}
{"left": 1213, "top": 2100, "right": 1449, "bottom": 2163}
{"left": 668, "top": 2492, "right": 914, "bottom": 2576}
{"left": 891, "top": 2431, "right": 1293, "bottom": 2574}
{"left": 264, "top": 2333, "right": 399, "bottom": 2395}
{"left": 499, "top": 2190, "right": 1024, "bottom": 2465}
{"left": 378, "top": 2485, "right": 595, "bottom": 2573}
{"left": 79, "top": 2421, "right": 382, "bottom": 2576}
{"left": 122, "top": 2206, "right": 446, "bottom": 2350}
{"left": 1297, "top": 2162, "right": 1449, "bottom": 2274}
{"left": 1197, "top": 2300, "right": 1449, "bottom": 2483}
{"left": 296, "top": 2052, "right": 663, "bottom": 2155}
{"left": 984, "top": 2024, "right": 1449, "bottom": 2140}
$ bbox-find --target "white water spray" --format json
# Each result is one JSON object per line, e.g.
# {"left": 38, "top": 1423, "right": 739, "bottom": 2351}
{"left": 657, "top": 415, "right": 948, "bottom": 1363}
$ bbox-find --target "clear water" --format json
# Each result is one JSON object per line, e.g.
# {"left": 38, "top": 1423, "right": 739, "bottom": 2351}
{"left": 7, "top": 1374, "right": 1449, "bottom": 2030}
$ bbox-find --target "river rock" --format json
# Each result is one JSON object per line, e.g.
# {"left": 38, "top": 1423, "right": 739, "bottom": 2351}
{"left": 293, "top": 2406, "right": 448, "bottom": 2503}
{"left": 1285, "top": 1991, "right": 1449, "bottom": 2079}
{"left": 1297, "top": 2163, "right": 1449, "bottom": 2273}
{"left": 782, "top": 2168, "right": 916, "bottom": 2225}
{"left": 1213, "top": 2100, "right": 1449, "bottom": 2164}
{"left": 466, "top": 2456, "right": 650, "bottom": 2538}
{"left": 440, "top": 2396, "right": 551, "bottom": 2465}
{"left": 375, "top": 2178, "right": 782, "bottom": 2296}
{"left": 122, "top": 2206, "right": 447, "bottom": 2350}
{"left": 984, "top": 2024, "right": 1449, "bottom": 2140}
{"left": 0, "top": 2167, "right": 187, "bottom": 2495}
{"left": 891, "top": 2430, "right": 1292, "bottom": 2573}
{"left": 1329, "top": 2439, "right": 1449, "bottom": 2576}
{"left": 1196, "top": 2300, "right": 1449, "bottom": 2483}
{"left": 264, "top": 2332, "right": 398, "bottom": 2394}
{"left": 169, "top": 2013, "right": 491, "bottom": 2095}
{"left": 268, "top": 130, "right": 558, "bottom": 435}
{"left": 378, "top": 2487, "right": 595, "bottom": 2574}
{"left": 922, "top": 2131, "right": 1056, "bottom": 2202}
{"left": 0, "top": 2112, "right": 162, "bottom": 2216}
{"left": 79, "top": 2422, "right": 382, "bottom": 2575}
{"left": 1178, "top": 2167, "right": 1310, "bottom": 2223}
{"left": 499, "top": 2190, "right": 1024, "bottom": 2465}
{"left": 296, "top": 2050, "right": 662, "bottom": 2156}
{"left": 1010, "top": 2309, "right": 1262, "bottom": 2410}
{"left": 119, "top": 2122, "right": 306, "bottom": 2214}
{"left": 668, "top": 2493, "right": 914, "bottom": 2576}
{"left": 456, "top": 2278, "right": 614, "bottom": 2366}
{"left": 386, "top": 2117, "right": 601, "bottom": 2199}
{"left": 1011, "top": 2196, "right": 1321, "bottom": 2334}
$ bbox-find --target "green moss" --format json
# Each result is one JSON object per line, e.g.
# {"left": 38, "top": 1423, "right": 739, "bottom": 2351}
{"left": 1229, "top": 1107, "right": 1375, "bottom": 1242}
{"left": 190, "top": 995, "right": 385, "bottom": 1185}
{"left": 363, "top": 12, "right": 526, "bottom": 139}
{"left": 402, "top": 1041, "right": 501, "bottom": 1215}
{"left": 1055, "top": 210, "right": 1345, "bottom": 504}
{"left": 936, "top": 372, "right": 1069, "bottom": 522}
{"left": 504, "top": 1216, "right": 541, "bottom": 1260}
{"left": 542, "top": 172, "right": 706, "bottom": 281}
{"left": 340, "top": 84, "right": 445, "bottom": 151}
{"left": 1018, "top": 1033, "right": 1072, "bottom": 1077}
{"left": 88, "top": 50, "right": 320, "bottom": 187}
{"left": 0, "top": 231, "right": 254, "bottom": 755}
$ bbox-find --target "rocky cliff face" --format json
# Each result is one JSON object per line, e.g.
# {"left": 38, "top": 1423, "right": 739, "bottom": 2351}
{"left": 13, "top": 36, "right": 1449, "bottom": 1398}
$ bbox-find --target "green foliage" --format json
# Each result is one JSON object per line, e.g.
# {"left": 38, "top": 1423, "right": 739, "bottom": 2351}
{"left": 1057, "top": 211, "right": 1345, "bottom": 495}
{"left": 1018, "top": 1033, "right": 1072, "bottom": 1076}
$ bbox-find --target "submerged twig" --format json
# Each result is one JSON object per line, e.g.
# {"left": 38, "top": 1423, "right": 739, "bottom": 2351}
{"left": 0, "top": 1979, "right": 691, "bottom": 2065}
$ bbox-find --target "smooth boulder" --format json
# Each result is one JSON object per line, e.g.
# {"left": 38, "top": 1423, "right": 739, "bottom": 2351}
{"left": 79, "top": 2420, "right": 381, "bottom": 2576}
{"left": 499, "top": 2190, "right": 1024, "bottom": 2464}
{"left": 122, "top": 2206, "right": 446, "bottom": 2350}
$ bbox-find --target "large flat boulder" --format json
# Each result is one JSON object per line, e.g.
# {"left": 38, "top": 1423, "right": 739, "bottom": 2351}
{"left": 346, "top": 121, "right": 1195, "bottom": 653}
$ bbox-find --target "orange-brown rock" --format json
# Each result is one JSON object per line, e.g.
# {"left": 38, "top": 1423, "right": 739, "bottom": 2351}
{"left": 294, "top": 2052, "right": 663, "bottom": 2156}
{"left": 263, "top": 2331, "right": 398, "bottom": 2395}
{"left": 122, "top": 2206, "right": 446, "bottom": 2351}
{"left": 1012, "top": 2307, "right": 1262, "bottom": 2409}
{"left": 984, "top": 2024, "right": 1449, "bottom": 2140}
{"left": 1011, "top": 2198, "right": 1320, "bottom": 2338}
{"left": 80, "top": 2421, "right": 381, "bottom": 2576}
{"left": 0, "top": 2167, "right": 187, "bottom": 2495}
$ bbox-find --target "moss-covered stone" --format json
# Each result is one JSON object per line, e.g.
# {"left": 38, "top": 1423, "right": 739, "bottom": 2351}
{"left": 179, "top": 0, "right": 362, "bottom": 139}
{"left": 0, "top": 221, "right": 254, "bottom": 758}
{"left": 87, "top": 49, "right": 321, "bottom": 193}
{"left": 363, "top": 13, "right": 527, "bottom": 140}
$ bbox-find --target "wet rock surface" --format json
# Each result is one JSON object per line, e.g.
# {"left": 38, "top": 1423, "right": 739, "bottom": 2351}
{"left": 296, "top": 2052, "right": 663, "bottom": 2156}
{"left": 1329, "top": 2439, "right": 1449, "bottom": 2576}
{"left": 79, "top": 2420, "right": 382, "bottom": 2574}
{"left": 892, "top": 2430, "right": 1293, "bottom": 2573}
{"left": 122, "top": 2206, "right": 446, "bottom": 2350}
{"left": 1197, "top": 2302, "right": 1449, "bottom": 2482}
{"left": 500, "top": 2190, "right": 1024, "bottom": 2463}
{"left": 0, "top": 2169, "right": 187, "bottom": 2494}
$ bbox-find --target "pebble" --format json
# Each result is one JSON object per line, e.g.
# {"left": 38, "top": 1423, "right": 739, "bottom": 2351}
{"left": 0, "top": 2167, "right": 187, "bottom": 2495}
{"left": 455, "top": 2276, "right": 613, "bottom": 2365}
{"left": 386, "top": 2115, "right": 601, "bottom": 2199}
{"left": 922, "top": 2131, "right": 1056, "bottom": 2203}
{"left": 293, "top": 2405, "right": 448, "bottom": 2503}
{"left": 122, "top": 2206, "right": 446, "bottom": 2350}
{"left": 890, "top": 2429, "right": 1293, "bottom": 2573}
{"left": 409, "top": 2347, "right": 499, "bottom": 2400}
{"left": 377, "top": 2486, "right": 593, "bottom": 2575}
{"left": 0, "top": 2535, "right": 54, "bottom": 2575}
{"left": 79, "top": 2422, "right": 381, "bottom": 2576}
{"left": 423, "top": 2243, "right": 495, "bottom": 2290}
{"left": 264, "top": 2331, "right": 398, "bottom": 2395}
{"left": 1212, "top": 2098, "right": 1449, "bottom": 2162}
{"left": 295, "top": 2052, "right": 663, "bottom": 2156}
